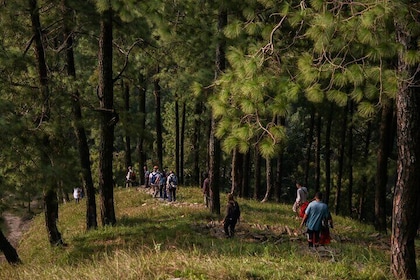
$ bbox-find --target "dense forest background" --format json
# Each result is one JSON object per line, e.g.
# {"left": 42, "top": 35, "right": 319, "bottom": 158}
{"left": 0, "top": 1, "right": 419, "bottom": 279}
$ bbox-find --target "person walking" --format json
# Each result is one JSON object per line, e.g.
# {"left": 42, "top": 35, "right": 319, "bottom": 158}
{"left": 166, "top": 170, "right": 178, "bottom": 202}
{"left": 202, "top": 172, "right": 210, "bottom": 208}
{"left": 292, "top": 182, "right": 308, "bottom": 218}
{"left": 73, "top": 187, "right": 82, "bottom": 203}
{"left": 149, "top": 166, "right": 161, "bottom": 197}
{"left": 300, "top": 192, "right": 332, "bottom": 247}
{"left": 222, "top": 193, "right": 241, "bottom": 238}
{"left": 125, "top": 166, "right": 135, "bottom": 188}
{"left": 144, "top": 165, "right": 150, "bottom": 188}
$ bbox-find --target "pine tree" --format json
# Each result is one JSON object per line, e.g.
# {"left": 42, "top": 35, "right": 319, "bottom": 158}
{"left": 391, "top": 1, "right": 420, "bottom": 278}
{"left": 97, "top": 1, "right": 116, "bottom": 226}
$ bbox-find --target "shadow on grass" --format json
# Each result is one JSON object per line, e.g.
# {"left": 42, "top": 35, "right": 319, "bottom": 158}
{"left": 64, "top": 204, "right": 290, "bottom": 265}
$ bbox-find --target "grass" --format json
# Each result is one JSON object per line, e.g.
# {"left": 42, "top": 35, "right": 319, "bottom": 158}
{"left": 0, "top": 186, "right": 395, "bottom": 279}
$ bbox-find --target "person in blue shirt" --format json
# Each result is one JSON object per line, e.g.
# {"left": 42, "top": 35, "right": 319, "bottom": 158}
{"left": 300, "top": 192, "right": 332, "bottom": 247}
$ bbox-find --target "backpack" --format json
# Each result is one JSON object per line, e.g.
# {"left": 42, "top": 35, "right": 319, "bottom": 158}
{"left": 130, "top": 171, "right": 136, "bottom": 181}
{"left": 168, "top": 174, "right": 177, "bottom": 187}
{"left": 230, "top": 201, "right": 240, "bottom": 220}
{"left": 150, "top": 172, "right": 159, "bottom": 185}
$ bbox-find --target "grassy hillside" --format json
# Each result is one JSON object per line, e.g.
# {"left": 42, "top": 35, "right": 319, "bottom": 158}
{"left": 0, "top": 186, "right": 393, "bottom": 279}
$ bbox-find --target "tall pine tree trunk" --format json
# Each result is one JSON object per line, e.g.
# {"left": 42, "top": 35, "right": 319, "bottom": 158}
{"left": 334, "top": 104, "right": 348, "bottom": 215}
{"left": 44, "top": 189, "right": 64, "bottom": 246}
{"left": 253, "top": 147, "right": 262, "bottom": 200}
{"left": 347, "top": 101, "right": 354, "bottom": 215}
{"left": 123, "top": 81, "right": 132, "bottom": 170}
{"left": 137, "top": 74, "right": 147, "bottom": 185}
{"left": 391, "top": 15, "right": 420, "bottom": 280}
{"left": 29, "top": 0, "right": 64, "bottom": 245}
{"left": 375, "top": 102, "right": 393, "bottom": 232}
{"left": 153, "top": 74, "right": 163, "bottom": 169}
{"left": 261, "top": 158, "right": 272, "bottom": 202}
{"left": 209, "top": 6, "right": 227, "bottom": 215}
{"left": 314, "top": 113, "right": 321, "bottom": 193}
{"left": 231, "top": 148, "right": 243, "bottom": 195}
{"left": 180, "top": 101, "right": 186, "bottom": 184}
{"left": 98, "top": 7, "right": 116, "bottom": 226}
{"left": 175, "top": 95, "right": 180, "bottom": 180}
{"left": 177, "top": 101, "right": 187, "bottom": 183}
{"left": 304, "top": 107, "right": 315, "bottom": 187}
{"left": 275, "top": 116, "right": 285, "bottom": 202}
{"left": 62, "top": 0, "right": 97, "bottom": 230}
{"left": 325, "top": 103, "right": 334, "bottom": 205}
{"left": 275, "top": 153, "right": 283, "bottom": 202}
{"left": 358, "top": 122, "right": 372, "bottom": 221}
{"left": 0, "top": 230, "right": 21, "bottom": 264}
{"left": 242, "top": 151, "right": 251, "bottom": 198}
{"left": 192, "top": 102, "right": 202, "bottom": 186}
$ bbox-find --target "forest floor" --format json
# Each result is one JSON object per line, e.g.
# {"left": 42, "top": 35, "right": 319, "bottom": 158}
{"left": 0, "top": 200, "right": 40, "bottom": 263}
{"left": 0, "top": 188, "right": 392, "bottom": 266}
{"left": 3, "top": 212, "right": 32, "bottom": 247}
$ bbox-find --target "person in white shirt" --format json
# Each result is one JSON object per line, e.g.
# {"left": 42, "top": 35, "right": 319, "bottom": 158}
{"left": 73, "top": 187, "right": 81, "bottom": 203}
{"left": 125, "top": 166, "right": 134, "bottom": 188}
{"left": 292, "top": 182, "right": 308, "bottom": 218}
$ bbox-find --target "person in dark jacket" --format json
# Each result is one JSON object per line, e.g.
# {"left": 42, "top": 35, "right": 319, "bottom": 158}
{"left": 223, "top": 193, "right": 241, "bottom": 238}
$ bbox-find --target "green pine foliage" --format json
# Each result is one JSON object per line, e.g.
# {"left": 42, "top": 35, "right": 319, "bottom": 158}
{"left": 0, "top": 2, "right": 417, "bottom": 276}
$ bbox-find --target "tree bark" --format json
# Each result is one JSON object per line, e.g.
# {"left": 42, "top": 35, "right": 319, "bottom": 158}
{"left": 62, "top": 0, "right": 97, "bottom": 230}
{"left": 314, "top": 112, "right": 321, "bottom": 193}
{"left": 209, "top": 6, "right": 227, "bottom": 214}
{"left": 358, "top": 122, "right": 372, "bottom": 221}
{"left": 304, "top": 107, "right": 315, "bottom": 187}
{"left": 391, "top": 16, "right": 420, "bottom": 280}
{"left": 123, "top": 81, "right": 132, "bottom": 170}
{"left": 375, "top": 101, "right": 394, "bottom": 232}
{"left": 98, "top": 7, "right": 116, "bottom": 226}
{"left": 29, "top": 0, "right": 65, "bottom": 243}
{"left": 192, "top": 102, "right": 202, "bottom": 186}
{"left": 180, "top": 101, "right": 186, "bottom": 184}
{"left": 325, "top": 103, "right": 334, "bottom": 205}
{"left": 347, "top": 100, "right": 354, "bottom": 215}
{"left": 275, "top": 153, "right": 283, "bottom": 202}
{"left": 275, "top": 116, "right": 285, "bottom": 202}
{"left": 153, "top": 74, "right": 163, "bottom": 169}
{"left": 253, "top": 147, "right": 262, "bottom": 200}
{"left": 175, "top": 95, "right": 180, "bottom": 179}
{"left": 209, "top": 114, "right": 221, "bottom": 214}
{"left": 231, "top": 148, "right": 243, "bottom": 195}
{"left": 0, "top": 230, "right": 21, "bottom": 265}
{"left": 137, "top": 74, "right": 147, "bottom": 185}
{"left": 44, "top": 189, "right": 64, "bottom": 246}
{"left": 261, "top": 158, "right": 272, "bottom": 202}
{"left": 241, "top": 151, "right": 251, "bottom": 198}
{"left": 334, "top": 104, "right": 348, "bottom": 215}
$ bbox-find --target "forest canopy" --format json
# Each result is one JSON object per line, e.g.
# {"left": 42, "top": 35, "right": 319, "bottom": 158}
{"left": 0, "top": 0, "right": 419, "bottom": 278}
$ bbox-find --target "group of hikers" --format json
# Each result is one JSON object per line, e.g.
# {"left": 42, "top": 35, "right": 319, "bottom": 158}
{"left": 218, "top": 181, "right": 333, "bottom": 244}
{"left": 126, "top": 166, "right": 332, "bottom": 245}
{"left": 126, "top": 165, "right": 178, "bottom": 202}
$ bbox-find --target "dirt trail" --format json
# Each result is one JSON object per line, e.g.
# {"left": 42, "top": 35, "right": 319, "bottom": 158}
{"left": 3, "top": 212, "right": 32, "bottom": 248}
{"left": 0, "top": 212, "right": 32, "bottom": 263}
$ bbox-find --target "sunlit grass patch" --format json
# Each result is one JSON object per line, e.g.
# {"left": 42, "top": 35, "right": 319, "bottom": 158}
{"left": 0, "top": 186, "right": 395, "bottom": 280}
